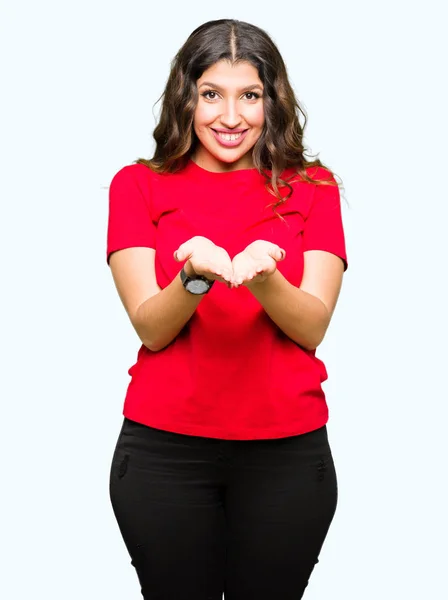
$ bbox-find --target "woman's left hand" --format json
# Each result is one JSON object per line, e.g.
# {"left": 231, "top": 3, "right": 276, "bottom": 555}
{"left": 230, "top": 240, "right": 286, "bottom": 289}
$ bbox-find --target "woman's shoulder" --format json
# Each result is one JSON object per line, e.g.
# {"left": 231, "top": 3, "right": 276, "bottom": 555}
{"left": 280, "top": 164, "right": 335, "bottom": 186}
{"left": 111, "top": 161, "right": 155, "bottom": 181}
{"left": 304, "top": 165, "right": 336, "bottom": 183}
{"left": 109, "top": 162, "right": 171, "bottom": 196}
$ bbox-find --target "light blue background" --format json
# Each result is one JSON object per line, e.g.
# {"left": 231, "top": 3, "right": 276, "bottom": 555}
{"left": 1, "top": 0, "right": 447, "bottom": 598}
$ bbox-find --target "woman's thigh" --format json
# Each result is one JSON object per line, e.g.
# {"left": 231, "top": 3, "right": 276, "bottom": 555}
{"left": 223, "top": 425, "right": 338, "bottom": 600}
{"left": 109, "top": 418, "right": 227, "bottom": 600}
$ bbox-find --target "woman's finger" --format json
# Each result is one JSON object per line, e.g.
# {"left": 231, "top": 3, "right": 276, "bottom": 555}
{"left": 174, "top": 241, "right": 193, "bottom": 262}
{"left": 267, "top": 246, "right": 285, "bottom": 261}
{"left": 175, "top": 236, "right": 217, "bottom": 262}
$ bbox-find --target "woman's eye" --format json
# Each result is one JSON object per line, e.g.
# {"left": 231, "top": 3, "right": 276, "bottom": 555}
{"left": 202, "top": 91, "right": 218, "bottom": 100}
{"left": 201, "top": 91, "right": 260, "bottom": 101}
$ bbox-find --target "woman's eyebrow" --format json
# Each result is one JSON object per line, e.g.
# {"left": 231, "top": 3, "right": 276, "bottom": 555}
{"left": 198, "top": 82, "right": 263, "bottom": 92}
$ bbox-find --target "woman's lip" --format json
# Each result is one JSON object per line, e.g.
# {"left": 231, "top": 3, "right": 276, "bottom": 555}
{"left": 212, "top": 128, "right": 248, "bottom": 134}
{"left": 210, "top": 128, "right": 249, "bottom": 147}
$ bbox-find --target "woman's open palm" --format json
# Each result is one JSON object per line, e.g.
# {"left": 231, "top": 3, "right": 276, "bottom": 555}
{"left": 231, "top": 240, "right": 286, "bottom": 288}
{"left": 174, "top": 236, "right": 234, "bottom": 285}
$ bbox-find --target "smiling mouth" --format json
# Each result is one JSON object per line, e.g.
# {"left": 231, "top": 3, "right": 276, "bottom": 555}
{"left": 211, "top": 129, "right": 248, "bottom": 141}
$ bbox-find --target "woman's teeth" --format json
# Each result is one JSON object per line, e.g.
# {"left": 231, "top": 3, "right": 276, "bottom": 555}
{"left": 216, "top": 132, "right": 243, "bottom": 141}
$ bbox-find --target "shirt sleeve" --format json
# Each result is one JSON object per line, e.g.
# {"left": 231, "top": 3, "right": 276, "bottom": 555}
{"left": 106, "top": 164, "right": 157, "bottom": 265}
{"left": 302, "top": 170, "right": 348, "bottom": 271}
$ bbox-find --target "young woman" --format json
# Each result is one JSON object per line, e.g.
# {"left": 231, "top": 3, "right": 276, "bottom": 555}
{"left": 107, "top": 18, "right": 348, "bottom": 600}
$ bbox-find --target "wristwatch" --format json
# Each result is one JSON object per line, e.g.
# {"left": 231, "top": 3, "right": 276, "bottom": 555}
{"left": 180, "top": 266, "right": 215, "bottom": 295}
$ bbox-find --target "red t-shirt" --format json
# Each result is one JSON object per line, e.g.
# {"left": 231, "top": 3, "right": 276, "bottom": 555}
{"left": 106, "top": 158, "right": 348, "bottom": 440}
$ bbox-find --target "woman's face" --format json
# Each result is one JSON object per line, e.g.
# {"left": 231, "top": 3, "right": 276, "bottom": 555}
{"left": 192, "top": 60, "right": 265, "bottom": 172}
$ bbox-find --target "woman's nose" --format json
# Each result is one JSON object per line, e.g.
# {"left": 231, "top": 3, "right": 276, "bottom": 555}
{"left": 220, "top": 100, "right": 242, "bottom": 128}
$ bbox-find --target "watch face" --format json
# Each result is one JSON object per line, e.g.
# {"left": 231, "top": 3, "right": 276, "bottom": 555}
{"left": 186, "top": 278, "right": 210, "bottom": 294}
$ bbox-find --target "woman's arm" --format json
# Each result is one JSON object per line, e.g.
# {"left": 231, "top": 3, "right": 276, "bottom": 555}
{"left": 134, "top": 262, "right": 204, "bottom": 352}
{"left": 246, "top": 250, "right": 345, "bottom": 351}
{"left": 109, "top": 247, "right": 203, "bottom": 352}
{"left": 109, "top": 237, "right": 233, "bottom": 352}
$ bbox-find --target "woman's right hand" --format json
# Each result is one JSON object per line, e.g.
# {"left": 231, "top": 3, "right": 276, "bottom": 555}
{"left": 173, "top": 236, "right": 233, "bottom": 285}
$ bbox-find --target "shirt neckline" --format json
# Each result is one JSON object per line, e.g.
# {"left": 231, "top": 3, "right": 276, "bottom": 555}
{"left": 185, "top": 158, "right": 263, "bottom": 179}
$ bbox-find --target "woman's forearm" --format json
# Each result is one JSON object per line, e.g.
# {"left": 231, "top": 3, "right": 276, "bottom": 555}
{"left": 135, "top": 265, "right": 203, "bottom": 352}
{"left": 247, "top": 270, "right": 330, "bottom": 351}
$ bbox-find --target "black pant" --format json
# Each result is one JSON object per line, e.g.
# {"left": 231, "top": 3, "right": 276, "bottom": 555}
{"left": 109, "top": 417, "right": 338, "bottom": 599}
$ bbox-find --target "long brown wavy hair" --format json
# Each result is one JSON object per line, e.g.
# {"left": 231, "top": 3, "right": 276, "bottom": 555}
{"left": 135, "top": 19, "right": 344, "bottom": 211}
